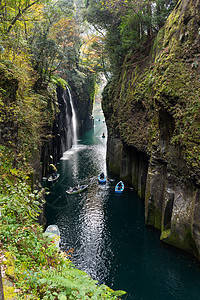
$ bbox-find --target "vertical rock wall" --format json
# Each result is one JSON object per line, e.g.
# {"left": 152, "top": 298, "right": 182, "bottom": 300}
{"left": 67, "top": 70, "right": 95, "bottom": 136}
{"left": 107, "top": 135, "right": 148, "bottom": 200}
{"left": 41, "top": 82, "right": 94, "bottom": 176}
{"left": 103, "top": 0, "right": 200, "bottom": 261}
{"left": 41, "top": 86, "right": 74, "bottom": 176}
{"left": 105, "top": 129, "right": 200, "bottom": 260}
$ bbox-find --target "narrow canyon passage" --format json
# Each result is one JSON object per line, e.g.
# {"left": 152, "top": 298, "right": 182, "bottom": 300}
{"left": 44, "top": 104, "right": 200, "bottom": 300}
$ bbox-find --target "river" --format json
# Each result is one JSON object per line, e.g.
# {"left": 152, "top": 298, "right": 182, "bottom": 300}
{"left": 44, "top": 104, "right": 200, "bottom": 300}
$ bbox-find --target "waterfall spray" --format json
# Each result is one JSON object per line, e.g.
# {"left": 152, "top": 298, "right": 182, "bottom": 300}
{"left": 67, "top": 86, "right": 77, "bottom": 146}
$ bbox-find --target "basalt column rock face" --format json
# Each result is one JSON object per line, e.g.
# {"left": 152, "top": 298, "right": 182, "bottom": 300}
{"left": 52, "top": 86, "right": 74, "bottom": 160}
{"left": 41, "top": 71, "right": 95, "bottom": 176}
{"left": 41, "top": 86, "right": 74, "bottom": 176}
{"left": 67, "top": 70, "right": 95, "bottom": 136}
{"left": 103, "top": 0, "right": 200, "bottom": 261}
{"left": 106, "top": 135, "right": 148, "bottom": 200}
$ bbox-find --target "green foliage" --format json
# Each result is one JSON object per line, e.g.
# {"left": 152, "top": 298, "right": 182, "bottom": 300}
{"left": 85, "top": 0, "right": 178, "bottom": 73}
{"left": 0, "top": 0, "right": 43, "bottom": 34}
{"left": 119, "top": 13, "right": 141, "bottom": 52}
{"left": 0, "top": 145, "right": 31, "bottom": 194}
{"left": 1, "top": 185, "right": 126, "bottom": 299}
{"left": 30, "top": 265, "right": 126, "bottom": 299}
{"left": 0, "top": 0, "right": 84, "bottom": 86}
{"left": 153, "top": 0, "right": 177, "bottom": 28}
{"left": 51, "top": 76, "right": 68, "bottom": 88}
{"left": 0, "top": 0, "right": 118, "bottom": 296}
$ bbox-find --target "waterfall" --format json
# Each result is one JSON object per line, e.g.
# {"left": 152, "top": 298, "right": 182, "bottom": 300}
{"left": 67, "top": 86, "right": 77, "bottom": 147}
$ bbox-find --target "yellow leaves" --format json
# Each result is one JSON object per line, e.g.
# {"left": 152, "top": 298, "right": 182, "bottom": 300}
{"left": 10, "top": 168, "right": 19, "bottom": 176}
{"left": 29, "top": 3, "right": 45, "bottom": 19}
{"left": 49, "top": 16, "right": 80, "bottom": 48}
{"left": 51, "top": 17, "right": 72, "bottom": 31}
{"left": 1, "top": 43, "right": 34, "bottom": 93}
{"left": 80, "top": 34, "right": 106, "bottom": 72}
{"left": 0, "top": 97, "right": 5, "bottom": 107}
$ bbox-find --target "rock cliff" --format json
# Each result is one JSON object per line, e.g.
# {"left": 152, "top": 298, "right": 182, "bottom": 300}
{"left": 0, "top": 60, "right": 94, "bottom": 180}
{"left": 41, "top": 78, "right": 94, "bottom": 176}
{"left": 40, "top": 85, "right": 74, "bottom": 176}
{"left": 102, "top": 0, "right": 200, "bottom": 260}
{"left": 67, "top": 69, "right": 95, "bottom": 136}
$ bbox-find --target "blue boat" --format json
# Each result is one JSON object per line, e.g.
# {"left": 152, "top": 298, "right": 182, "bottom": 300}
{"left": 98, "top": 173, "right": 106, "bottom": 184}
{"left": 115, "top": 181, "right": 124, "bottom": 193}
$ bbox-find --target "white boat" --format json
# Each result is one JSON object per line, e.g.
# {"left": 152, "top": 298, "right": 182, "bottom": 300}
{"left": 66, "top": 184, "right": 88, "bottom": 195}
{"left": 48, "top": 173, "right": 60, "bottom": 182}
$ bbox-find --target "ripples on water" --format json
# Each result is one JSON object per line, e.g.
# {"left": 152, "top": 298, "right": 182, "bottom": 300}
{"left": 44, "top": 108, "right": 200, "bottom": 300}
{"left": 56, "top": 183, "right": 113, "bottom": 283}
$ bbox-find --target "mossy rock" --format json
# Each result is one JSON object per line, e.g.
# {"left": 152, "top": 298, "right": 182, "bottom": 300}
{"left": 3, "top": 279, "right": 16, "bottom": 300}
{"left": 4, "top": 252, "right": 15, "bottom": 279}
{"left": 160, "top": 229, "right": 171, "bottom": 240}
{"left": 5, "top": 266, "right": 15, "bottom": 279}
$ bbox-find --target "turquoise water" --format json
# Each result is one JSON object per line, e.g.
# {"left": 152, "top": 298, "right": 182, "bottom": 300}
{"left": 44, "top": 107, "right": 200, "bottom": 300}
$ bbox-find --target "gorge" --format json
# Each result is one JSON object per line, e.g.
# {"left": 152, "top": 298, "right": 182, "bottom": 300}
{"left": 0, "top": 0, "right": 200, "bottom": 298}
{"left": 45, "top": 104, "right": 200, "bottom": 300}
{"left": 36, "top": 0, "right": 200, "bottom": 271}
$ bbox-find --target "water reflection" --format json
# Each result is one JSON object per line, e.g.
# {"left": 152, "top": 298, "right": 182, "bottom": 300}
{"left": 45, "top": 105, "right": 200, "bottom": 300}
{"left": 76, "top": 190, "right": 112, "bottom": 281}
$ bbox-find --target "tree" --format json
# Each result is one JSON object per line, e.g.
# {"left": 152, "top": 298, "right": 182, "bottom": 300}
{"left": 24, "top": 0, "right": 82, "bottom": 84}
{"left": 84, "top": 0, "right": 178, "bottom": 72}
{"left": 80, "top": 32, "right": 110, "bottom": 80}
{"left": 0, "top": 0, "right": 43, "bottom": 34}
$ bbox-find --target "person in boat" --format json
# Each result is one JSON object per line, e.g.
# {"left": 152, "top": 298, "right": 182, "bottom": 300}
{"left": 73, "top": 184, "right": 80, "bottom": 191}
{"left": 118, "top": 182, "right": 122, "bottom": 190}
{"left": 100, "top": 172, "right": 104, "bottom": 179}
{"left": 49, "top": 163, "right": 57, "bottom": 179}
{"left": 102, "top": 133, "right": 105, "bottom": 138}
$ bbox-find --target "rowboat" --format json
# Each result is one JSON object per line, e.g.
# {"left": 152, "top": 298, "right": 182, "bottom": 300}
{"left": 44, "top": 225, "right": 61, "bottom": 249}
{"left": 48, "top": 173, "right": 60, "bottom": 182}
{"left": 98, "top": 173, "right": 106, "bottom": 184}
{"left": 115, "top": 181, "right": 124, "bottom": 193}
{"left": 66, "top": 184, "right": 88, "bottom": 195}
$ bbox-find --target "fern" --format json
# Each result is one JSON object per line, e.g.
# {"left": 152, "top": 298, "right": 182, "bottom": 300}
{"left": 37, "top": 264, "right": 126, "bottom": 299}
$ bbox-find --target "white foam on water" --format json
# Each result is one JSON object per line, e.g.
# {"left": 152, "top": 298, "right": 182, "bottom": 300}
{"left": 60, "top": 144, "right": 87, "bottom": 160}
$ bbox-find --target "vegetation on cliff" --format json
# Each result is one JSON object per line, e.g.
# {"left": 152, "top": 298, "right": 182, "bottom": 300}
{"left": 85, "top": 0, "right": 199, "bottom": 184}
{"left": 85, "top": 0, "right": 177, "bottom": 72}
{"left": 101, "top": 0, "right": 200, "bottom": 185}
{"left": 0, "top": 68, "right": 124, "bottom": 297}
{"left": 1, "top": 0, "right": 199, "bottom": 295}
